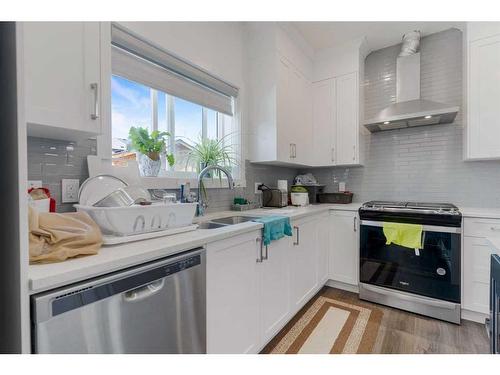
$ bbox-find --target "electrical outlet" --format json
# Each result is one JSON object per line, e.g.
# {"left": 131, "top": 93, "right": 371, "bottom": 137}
{"left": 62, "top": 179, "right": 80, "bottom": 203}
{"left": 255, "top": 182, "right": 263, "bottom": 194}
{"left": 28, "top": 180, "right": 43, "bottom": 189}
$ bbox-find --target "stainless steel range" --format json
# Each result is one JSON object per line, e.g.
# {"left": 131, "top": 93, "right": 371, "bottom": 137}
{"left": 358, "top": 201, "right": 462, "bottom": 324}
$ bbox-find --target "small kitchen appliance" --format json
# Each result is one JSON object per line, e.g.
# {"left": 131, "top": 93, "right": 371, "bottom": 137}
{"left": 358, "top": 200, "right": 462, "bottom": 324}
{"left": 290, "top": 186, "right": 309, "bottom": 207}
{"left": 261, "top": 186, "right": 288, "bottom": 208}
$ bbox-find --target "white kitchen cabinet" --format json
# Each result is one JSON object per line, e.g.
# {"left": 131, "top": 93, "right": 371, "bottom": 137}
{"left": 246, "top": 24, "right": 313, "bottom": 166}
{"left": 316, "top": 213, "right": 331, "bottom": 286}
{"left": 311, "top": 72, "right": 361, "bottom": 167}
{"left": 290, "top": 216, "right": 319, "bottom": 309}
{"left": 23, "top": 22, "right": 103, "bottom": 140}
{"left": 312, "top": 78, "right": 336, "bottom": 166}
{"left": 465, "top": 24, "right": 500, "bottom": 160}
{"left": 329, "top": 210, "right": 359, "bottom": 286}
{"left": 462, "top": 237, "right": 498, "bottom": 315}
{"left": 335, "top": 72, "right": 360, "bottom": 165}
{"left": 206, "top": 231, "right": 262, "bottom": 354}
{"left": 260, "top": 235, "right": 292, "bottom": 343}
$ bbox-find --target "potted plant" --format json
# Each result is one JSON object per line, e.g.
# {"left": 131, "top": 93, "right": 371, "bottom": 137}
{"left": 185, "top": 135, "right": 238, "bottom": 198}
{"left": 128, "top": 127, "right": 175, "bottom": 177}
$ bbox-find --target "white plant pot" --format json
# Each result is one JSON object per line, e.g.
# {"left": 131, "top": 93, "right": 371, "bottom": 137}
{"left": 137, "top": 153, "right": 161, "bottom": 177}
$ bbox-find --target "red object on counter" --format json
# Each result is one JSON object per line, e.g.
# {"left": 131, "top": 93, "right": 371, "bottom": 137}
{"left": 28, "top": 187, "right": 56, "bottom": 212}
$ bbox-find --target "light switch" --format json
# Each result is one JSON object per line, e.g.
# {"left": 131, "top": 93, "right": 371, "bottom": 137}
{"left": 62, "top": 179, "right": 80, "bottom": 203}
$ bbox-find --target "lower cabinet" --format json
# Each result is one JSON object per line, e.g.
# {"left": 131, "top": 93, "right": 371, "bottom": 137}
{"left": 206, "top": 231, "right": 261, "bottom": 354}
{"left": 329, "top": 210, "right": 359, "bottom": 286}
{"left": 290, "top": 216, "right": 319, "bottom": 310}
{"left": 463, "top": 237, "right": 495, "bottom": 314}
{"left": 261, "top": 233, "right": 293, "bottom": 343}
{"left": 206, "top": 212, "right": 330, "bottom": 353}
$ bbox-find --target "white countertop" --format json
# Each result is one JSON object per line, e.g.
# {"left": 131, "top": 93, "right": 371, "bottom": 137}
{"left": 459, "top": 206, "right": 500, "bottom": 219}
{"left": 29, "top": 203, "right": 357, "bottom": 294}
{"left": 29, "top": 201, "right": 500, "bottom": 294}
{"left": 486, "top": 237, "right": 500, "bottom": 252}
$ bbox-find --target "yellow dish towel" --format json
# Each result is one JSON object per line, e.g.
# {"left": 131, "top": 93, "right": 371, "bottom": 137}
{"left": 383, "top": 222, "right": 423, "bottom": 249}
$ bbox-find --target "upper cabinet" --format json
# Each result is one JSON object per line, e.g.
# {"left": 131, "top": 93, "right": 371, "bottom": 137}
{"left": 311, "top": 39, "right": 366, "bottom": 167}
{"left": 246, "top": 24, "right": 313, "bottom": 166}
{"left": 465, "top": 22, "right": 500, "bottom": 160}
{"left": 246, "top": 24, "right": 365, "bottom": 167}
{"left": 312, "top": 71, "right": 361, "bottom": 166}
{"left": 22, "top": 22, "right": 107, "bottom": 141}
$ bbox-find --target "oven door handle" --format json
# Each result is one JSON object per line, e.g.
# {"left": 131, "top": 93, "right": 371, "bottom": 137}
{"left": 361, "top": 283, "right": 458, "bottom": 310}
{"left": 359, "top": 220, "right": 461, "bottom": 234}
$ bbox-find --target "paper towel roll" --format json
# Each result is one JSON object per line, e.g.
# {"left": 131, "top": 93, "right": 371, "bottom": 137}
{"left": 277, "top": 180, "right": 288, "bottom": 192}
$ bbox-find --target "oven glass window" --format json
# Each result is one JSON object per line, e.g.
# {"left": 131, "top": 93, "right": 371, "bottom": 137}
{"left": 360, "top": 224, "right": 461, "bottom": 303}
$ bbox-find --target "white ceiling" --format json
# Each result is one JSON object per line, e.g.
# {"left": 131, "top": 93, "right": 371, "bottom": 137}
{"left": 290, "top": 22, "right": 465, "bottom": 52}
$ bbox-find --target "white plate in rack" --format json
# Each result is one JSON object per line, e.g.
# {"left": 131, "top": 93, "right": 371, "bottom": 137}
{"left": 102, "top": 224, "right": 199, "bottom": 245}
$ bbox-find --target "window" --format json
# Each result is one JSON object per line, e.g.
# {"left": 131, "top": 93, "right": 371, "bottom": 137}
{"left": 109, "top": 24, "right": 240, "bottom": 182}
{"left": 111, "top": 74, "right": 239, "bottom": 177}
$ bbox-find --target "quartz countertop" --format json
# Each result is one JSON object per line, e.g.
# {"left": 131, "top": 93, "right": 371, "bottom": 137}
{"left": 29, "top": 203, "right": 359, "bottom": 294}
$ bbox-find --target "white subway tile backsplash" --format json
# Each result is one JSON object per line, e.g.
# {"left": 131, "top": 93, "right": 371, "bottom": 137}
{"left": 303, "top": 28, "right": 500, "bottom": 208}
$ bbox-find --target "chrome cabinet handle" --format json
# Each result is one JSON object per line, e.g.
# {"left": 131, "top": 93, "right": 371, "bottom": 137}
{"left": 353, "top": 145, "right": 356, "bottom": 161}
{"left": 256, "top": 237, "right": 263, "bottom": 263}
{"left": 491, "top": 227, "right": 500, "bottom": 232}
{"left": 290, "top": 143, "right": 294, "bottom": 159}
{"left": 90, "top": 82, "right": 99, "bottom": 120}
{"left": 293, "top": 226, "right": 300, "bottom": 245}
{"left": 353, "top": 216, "right": 357, "bottom": 232}
{"left": 263, "top": 244, "right": 268, "bottom": 260}
{"left": 293, "top": 144, "right": 297, "bottom": 158}
{"left": 331, "top": 147, "right": 335, "bottom": 162}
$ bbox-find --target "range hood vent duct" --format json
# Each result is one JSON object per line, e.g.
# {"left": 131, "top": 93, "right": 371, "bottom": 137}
{"left": 364, "top": 31, "right": 459, "bottom": 133}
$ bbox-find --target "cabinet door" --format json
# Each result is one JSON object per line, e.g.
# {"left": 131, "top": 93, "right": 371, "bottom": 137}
{"left": 330, "top": 211, "right": 359, "bottom": 286}
{"left": 261, "top": 236, "right": 292, "bottom": 343}
{"left": 335, "top": 72, "right": 359, "bottom": 165}
{"left": 463, "top": 237, "right": 500, "bottom": 314}
{"left": 467, "top": 34, "right": 500, "bottom": 159}
{"left": 312, "top": 79, "right": 336, "bottom": 166}
{"left": 24, "top": 22, "right": 101, "bottom": 136}
{"left": 206, "top": 232, "right": 261, "bottom": 354}
{"left": 316, "top": 214, "right": 330, "bottom": 286}
{"left": 290, "top": 218, "right": 318, "bottom": 309}
{"left": 276, "top": 57, "right": 294, "bottom": 163}
{"left": 295, "top": 71, "right": 312, "bottom": 165}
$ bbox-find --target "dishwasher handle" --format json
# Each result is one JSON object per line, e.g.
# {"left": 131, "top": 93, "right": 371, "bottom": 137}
{"left": 123, "top": 279, "right": 165, "bottom": 302}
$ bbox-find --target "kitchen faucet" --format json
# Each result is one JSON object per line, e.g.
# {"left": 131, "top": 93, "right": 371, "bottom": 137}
{"left": 197, "top": 165, "right": 234, "bottom": 216}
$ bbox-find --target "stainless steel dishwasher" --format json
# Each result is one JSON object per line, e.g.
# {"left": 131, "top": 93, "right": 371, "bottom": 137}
{"left": 31, "top": 248, "right": 206, "bottom": 354}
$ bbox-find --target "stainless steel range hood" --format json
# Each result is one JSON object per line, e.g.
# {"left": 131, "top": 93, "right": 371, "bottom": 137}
{"left": 364, "top": 32, "right": 459, "bottom": 133}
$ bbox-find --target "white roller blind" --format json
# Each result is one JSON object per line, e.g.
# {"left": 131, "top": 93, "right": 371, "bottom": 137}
{"left": 111, "top": 23, "right": 238, "bottom": 116}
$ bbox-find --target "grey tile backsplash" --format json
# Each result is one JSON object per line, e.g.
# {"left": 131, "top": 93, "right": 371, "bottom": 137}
{"left": 302, "top": 28, "right": 500, "bottom": 208}
{"left": 27, "top": 137, "right": 97, "bottom": 212}
{"left": 26, "top": 135, "right": 297, "bottom": 213}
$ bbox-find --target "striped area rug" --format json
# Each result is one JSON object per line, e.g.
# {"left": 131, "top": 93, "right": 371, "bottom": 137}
{"left": 263, "top": 295, "right": 383, "bottom": 354}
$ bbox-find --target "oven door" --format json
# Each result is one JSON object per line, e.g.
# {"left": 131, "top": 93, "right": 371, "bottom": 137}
{"left": 360, "top": 220, "right": 461, "bottom": 303}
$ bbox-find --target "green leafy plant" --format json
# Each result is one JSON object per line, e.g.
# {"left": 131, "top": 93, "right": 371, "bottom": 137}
{"left": 185, "top": 134, "right": 238, "bottom": 173}
{"left": 186, "top": 134, "right": 238, "bottom": 200}
{"left": 128, "top": 126, "right": 175, "bottom": 166}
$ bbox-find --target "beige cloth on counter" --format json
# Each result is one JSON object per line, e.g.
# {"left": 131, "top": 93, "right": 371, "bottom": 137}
{"left": 29, "top": 206, "right": 103, "bottom": 263}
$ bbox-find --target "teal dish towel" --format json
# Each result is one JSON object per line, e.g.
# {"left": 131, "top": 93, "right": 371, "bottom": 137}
{"left": 252, "top": 216, "right": 293, "bottom": 246}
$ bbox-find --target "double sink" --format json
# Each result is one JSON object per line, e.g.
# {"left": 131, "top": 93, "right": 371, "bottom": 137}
{"left": 197, "top": 215, "right": 260, "bottom": 229}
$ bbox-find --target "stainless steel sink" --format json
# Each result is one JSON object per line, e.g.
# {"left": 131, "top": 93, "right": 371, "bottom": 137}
{"left": 197, "top": 221, "right": 228, "bottom": 230}
{"left": 197, "top": 215, "right": 260, "bottom": 230}
{"left": 211, "top": 216, "right": 258, "bottom": 225}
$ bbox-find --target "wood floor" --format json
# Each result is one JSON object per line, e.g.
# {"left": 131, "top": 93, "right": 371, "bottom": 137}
{"left": 282, "top": 286, "right": 490, "bottom": 354}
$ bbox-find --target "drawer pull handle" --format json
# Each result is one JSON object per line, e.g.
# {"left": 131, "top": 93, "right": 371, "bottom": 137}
{"left": 491, "top": 227, "right": 500, "bottom": 231}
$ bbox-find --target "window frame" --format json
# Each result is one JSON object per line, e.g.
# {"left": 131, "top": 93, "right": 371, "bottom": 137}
{"left": 105, "top": 75, "right": 245, "bottom": 189}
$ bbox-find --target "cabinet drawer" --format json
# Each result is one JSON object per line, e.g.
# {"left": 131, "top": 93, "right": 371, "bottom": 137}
{"left": 464, "top": 217, "right": 500, "bottom": 237}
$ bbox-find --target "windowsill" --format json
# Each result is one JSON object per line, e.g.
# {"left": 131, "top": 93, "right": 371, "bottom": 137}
{"left": 139, "top": 176, "right": 246, "bottom": 190}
